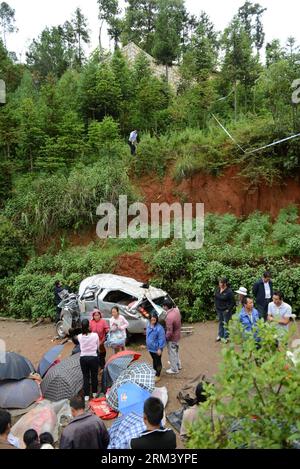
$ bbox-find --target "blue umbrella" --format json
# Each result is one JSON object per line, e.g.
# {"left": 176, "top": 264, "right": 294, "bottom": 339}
{"left": 0, "top": 352, "right": 35, "bottom": 381}
{"left": 0, "top": 379, "right": 41, "bottom": 409}
{"left": 117, "top": 382, "right": 151, "bottom": 416}
{"left": 37, "top": 345, "right": 64, "bottom": 378}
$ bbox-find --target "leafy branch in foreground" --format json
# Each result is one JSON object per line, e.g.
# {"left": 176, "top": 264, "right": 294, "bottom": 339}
{"left": 187, "top": 317, "right": 300, "bottom": 449}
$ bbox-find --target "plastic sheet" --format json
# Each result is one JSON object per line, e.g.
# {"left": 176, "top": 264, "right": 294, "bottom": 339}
{"left": 11, "top": 399, "right": 72, "bottom": 448}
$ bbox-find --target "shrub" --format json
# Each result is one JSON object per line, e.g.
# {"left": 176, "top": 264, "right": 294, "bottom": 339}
{"left": 5, "top": 239, "right": 136, "bottom": 320}
{"left": 286, "top": 236, "right": 300, "bottom": 256}
{"left": 271, "top": 205, "right": 300, "bottom": 246}
{"left": 4, "top": 160, "right": 136, "bottom": 241}
{"left": 0, "top": 215, "right": 28, "bottom": 278}
{"left": 7, "top": 273, "right": 56, "bottom": 320}
{"left": 134, "top": 133, "right": 169, "bottom": 178}
{"left": 188, "top": 319, "right": 300, "bottom": 449}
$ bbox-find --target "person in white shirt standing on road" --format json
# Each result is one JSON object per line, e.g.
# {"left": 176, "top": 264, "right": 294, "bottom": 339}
{"left": 78, "top": 320, "right": 99, "bottom": 404}
{"left": 267, "top": 291, "right": 293, "bottom": 336}
{"left": 128, "top": 130, "right": 138, "bottom": 155}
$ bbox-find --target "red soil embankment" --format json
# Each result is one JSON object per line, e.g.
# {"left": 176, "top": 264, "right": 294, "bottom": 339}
{"left": 137, "top": 167, "right": 300, "bottom": 218}
{"left": 113, "top": 252, "right": 151, "bottom": 283}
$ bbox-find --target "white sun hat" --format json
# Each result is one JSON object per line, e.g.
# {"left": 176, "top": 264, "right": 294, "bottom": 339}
{"left": 235, "top": 287, "right": 248, "bottom": 296}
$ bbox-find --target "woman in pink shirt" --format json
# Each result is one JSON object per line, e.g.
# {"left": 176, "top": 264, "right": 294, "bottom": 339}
{"left": 108, "top": 306, "right": 129, "bottom": 354}
{"left": 78, "top": 319, "right": 99, "bottom": 404}
{"left": 89, "top": 309, "right": 109, "bottom": 369}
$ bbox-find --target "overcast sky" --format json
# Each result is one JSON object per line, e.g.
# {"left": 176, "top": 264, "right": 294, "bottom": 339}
{"left": 5, "top": 0, "right": 300, "bottom": 61}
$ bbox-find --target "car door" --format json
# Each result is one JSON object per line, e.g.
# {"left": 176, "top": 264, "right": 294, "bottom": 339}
{"left": 79, "top": 287, "right": 101, "bottom": 320}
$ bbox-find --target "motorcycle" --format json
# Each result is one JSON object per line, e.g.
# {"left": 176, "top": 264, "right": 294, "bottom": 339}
{"left": 56, "top": 292, "right": 81, "bottom": 339}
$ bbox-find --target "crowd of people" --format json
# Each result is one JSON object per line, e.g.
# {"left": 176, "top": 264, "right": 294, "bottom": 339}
{"left": 0, "top": 270, "right": 297, "bottom": 451}
{"left": 0, "top": 395, "right": 177, "bottom": 450}
{"left": 215, "top": 271, "right": 294, "bottom": 342}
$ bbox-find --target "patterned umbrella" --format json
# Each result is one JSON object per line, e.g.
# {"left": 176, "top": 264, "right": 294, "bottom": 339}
{"left": 0, "top": 379, "right": 42, "bottom": 409}
{"left": 0, "top": 352, "right": 35, "bottom": 381}
{"left": 41, "top": 353, "right": 83, "bottom": 401}
{"left": 107, "top": 362, "right": 155, "bottom": 411}
{"left": 102, "top": 350, "right": 141, "bottom": 392}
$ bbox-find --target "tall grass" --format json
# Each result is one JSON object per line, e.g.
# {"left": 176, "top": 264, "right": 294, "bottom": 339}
{"left": 5, "top": 160, "right": 137, "bottom": 241}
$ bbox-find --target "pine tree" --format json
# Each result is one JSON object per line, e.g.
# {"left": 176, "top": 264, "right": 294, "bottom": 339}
{"left": 97, "top": 0, "right": 120, "bottom": 56}
{"left": 181, "top": 11, "right": 219, "bottom": 82}
{"left": 71, "top": 8, "right": 90, "bottom": 67}
{"left": 122, "top": 0, "right": 158, "bottom": 53}
{"left": 26, "top": 26, "right": 69, "bottom": 80}
{"left": 0, "top": 2, "right": 17, "bottom": 47}
{"left": 152, "top": 0, "right": 186, "bottom": 81}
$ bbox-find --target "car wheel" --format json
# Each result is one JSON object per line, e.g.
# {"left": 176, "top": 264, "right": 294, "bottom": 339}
{"left": 56, "top": 321, "right": 66, "bottom": 339}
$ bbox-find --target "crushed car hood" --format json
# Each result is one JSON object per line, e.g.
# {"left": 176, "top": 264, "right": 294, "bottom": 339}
{"left": 78, "top": 274, "right": 167, "bottom": 301}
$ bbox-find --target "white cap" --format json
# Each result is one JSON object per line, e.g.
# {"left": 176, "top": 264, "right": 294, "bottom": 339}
{"left": 235, "top": 287, "right": 248, "bottom": 296}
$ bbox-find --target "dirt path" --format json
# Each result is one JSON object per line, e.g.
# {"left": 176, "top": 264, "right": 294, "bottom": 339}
{"left": 0, "top": 320, "right": 221, "bottom": 404}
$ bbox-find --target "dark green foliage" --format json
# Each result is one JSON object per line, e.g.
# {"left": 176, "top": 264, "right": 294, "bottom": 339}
{"left": 150, "top": 208, "right": 300, "bottom": 321}
{"left": 0, "top": 215, "right": 28, "bottom": 278}
{"left": 188, "top": 319, "right": 300, "bottom": 448}
{"left": 122, "top": 0, "right": 158, "bottom": 53}
{"left": 4, "top": 157, "right": 136, "bottom": 241}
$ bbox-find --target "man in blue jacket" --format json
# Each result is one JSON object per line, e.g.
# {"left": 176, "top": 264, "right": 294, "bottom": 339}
{"left": 240, "top": 297, "right": 260, "bottom": 336}
{"left": 252, "top": 271, "right": 273, "bottom": 321}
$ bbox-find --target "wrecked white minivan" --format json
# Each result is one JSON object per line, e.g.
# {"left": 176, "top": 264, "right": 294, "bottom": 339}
{"left": 56, "top": 274, "right": 171, "bottom": 339}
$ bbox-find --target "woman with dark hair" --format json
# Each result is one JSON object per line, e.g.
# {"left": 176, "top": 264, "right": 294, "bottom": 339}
{"left": 39, "top": 432, "right": 54, "bottom": 449}
{"left": 215, "top": 277, "right": 235, "bottom": 342}
{"left": 146, "top": 313, "right": 166, "bottom": 383}
{"left": 23, "top": 429, "right": 40, "bottom": 449}
{"left": 107, "top": 306, "right": 129, "bottom": 354}
{"left": 78, "top": 319, "right": 99, "bottom": 404}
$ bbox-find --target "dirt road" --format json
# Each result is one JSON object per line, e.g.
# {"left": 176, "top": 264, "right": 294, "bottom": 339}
{"left": 1, "top": 320, "right": 222, "bottom": 447}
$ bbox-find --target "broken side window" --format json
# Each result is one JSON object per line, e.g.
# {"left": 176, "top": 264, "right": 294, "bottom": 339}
{"left": 103, "top": 290, "right": 138, "bottom": 306}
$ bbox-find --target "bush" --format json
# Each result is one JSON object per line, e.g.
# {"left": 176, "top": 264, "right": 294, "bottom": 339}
{"left": 150, "top": 210, "right": 300, "bottom": 321}
{"left": 87, "top": 117, "right": 122, "bottom": 159}
{"left": 271, "top": 206, "right": 300, "bottom": 247}
{"left": 134, "top": 134, "right": 169, "bottom": 178}
{"left": 188, "top": 319, "right": 300, "bottom": 449}
{"left": 7, "top": 273, "right": 56, "bottom": 320}
{"left": 4, "top": 159, "right": 136, "bottom": 241}
{"left": 0, "top": 215, "right": 28, "bottom": 278}
{"left": 286, "top": 236, "right": 300, "bottom": 256}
